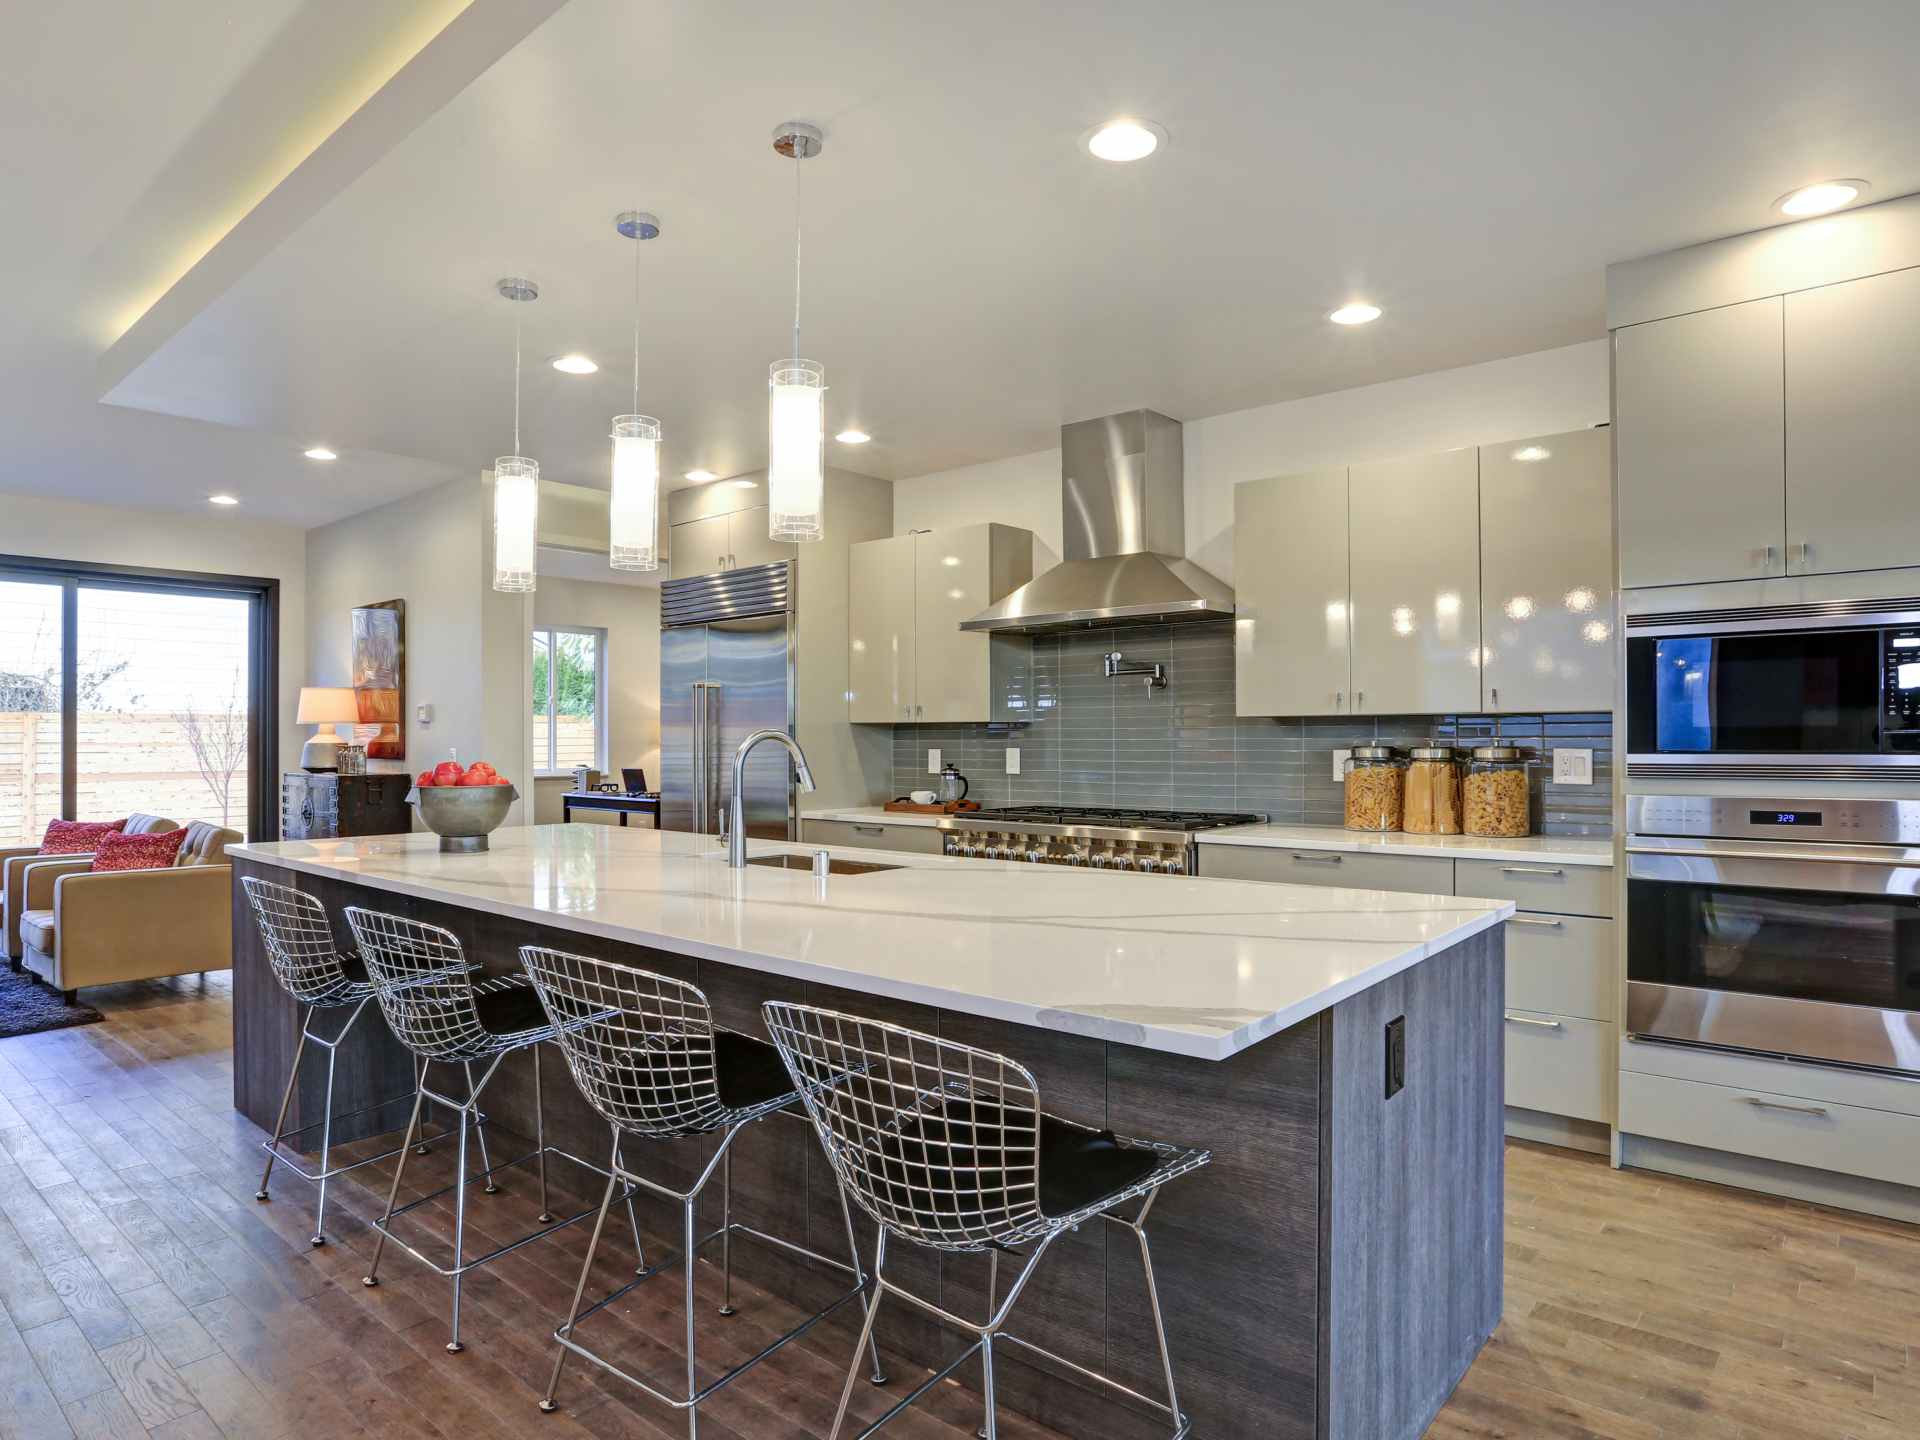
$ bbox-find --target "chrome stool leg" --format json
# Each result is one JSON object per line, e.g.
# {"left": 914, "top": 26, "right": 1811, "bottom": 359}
{"left": 464, "top": 1061, "right": 500, "bottom": 1193}
{"left": 534, "top": 1042, "right": 553, "bottom": 1224}
{"left": 256, "top": 1008, "right": 311, "bottom": 1200}
{"left": 448, "top": 1099, "right": 472, "bottom": 1351}
{"left": 311, "top": 1042, "right": 338, "bottom": 1246}
{"left": 716, "top": 1148, "right": 735, "bottom": 1318}
{"left": 542, "top": 1135, "right": 623, "bottom": 1413}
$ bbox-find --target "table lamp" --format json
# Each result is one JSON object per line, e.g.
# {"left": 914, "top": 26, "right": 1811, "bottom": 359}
{"left": 297, "top": 687, "right": 361, "bottom": 771}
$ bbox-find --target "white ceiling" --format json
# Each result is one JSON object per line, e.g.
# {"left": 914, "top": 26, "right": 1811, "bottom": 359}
{"left": 19, "top": 0, "right": 1920, "bottom": 525}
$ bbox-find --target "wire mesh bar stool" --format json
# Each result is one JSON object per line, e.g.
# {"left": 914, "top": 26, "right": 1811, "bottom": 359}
{"left": 343, "top": 906, "right": 633, "bottom": 1353}
{"left": 519, "top": 945, "right": 886, "bottom": 1432}
{"left": 241, "top": 877, "right": 440, "bottom": 1248}
{"left": 763, "top": 1002, "right": 1211, "bottom": 1440}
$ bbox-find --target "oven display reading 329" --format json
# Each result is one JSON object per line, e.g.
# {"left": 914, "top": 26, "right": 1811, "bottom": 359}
{"left": 1748, "top": 810, "right": 1822, "bottom": 827}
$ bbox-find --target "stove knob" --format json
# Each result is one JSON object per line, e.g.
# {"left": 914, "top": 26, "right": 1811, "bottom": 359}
{"left": 1026, "top": 848, "right": 1046, "bottom": 864}
{"left": 1067, "top": 851, "right": 1088, "bottom": 867}
{"left": 1164, "top": 856, "right": 1187, "bottom": 875}
{"left": 1090, "top": 852, "right": 1110, "bottom": 869}
{"left": 1113, "top": 854, "right": 1136, "bottom": 871}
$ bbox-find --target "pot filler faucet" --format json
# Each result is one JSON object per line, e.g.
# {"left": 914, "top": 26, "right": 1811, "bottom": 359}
{"left": 729, "top": 729, "right": 815, "bottom": 868}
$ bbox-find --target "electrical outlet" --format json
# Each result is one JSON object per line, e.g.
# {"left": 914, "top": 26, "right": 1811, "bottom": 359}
{"left": 927, "top": 748, "right": 941, "bottom": 775}
{"left": 1552, "top": 747, "right": 1594, "bottom": 785}
{"left": 1005, "top": 747, "right": 1021, "bottom": 775}
{"left": 1332, "top": 747, "right": 1352, "bottom": 782}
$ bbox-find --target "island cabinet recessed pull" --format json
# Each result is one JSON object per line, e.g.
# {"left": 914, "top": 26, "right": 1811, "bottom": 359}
{"left": 1741, "top": 1096, "right": 1831, "bottom": 1118}
{"left": 1507, "top": 915, "right": 1565, "bottom": 928}
{"left": 1500, "top": 864, "right": 1565, "bottom": 876}
{"left": 1504, "top": 1013, "right": 1563, "bottom": 1029}
{"left": 1290, "top": 851, "right": 1343, "bottom": 863}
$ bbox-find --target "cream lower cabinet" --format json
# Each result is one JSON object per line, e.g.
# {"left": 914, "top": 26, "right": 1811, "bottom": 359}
{"left": 847, "top": 524, "right": 1031, "bottom": 724}
{"left": 1199, "top": 843, "right": 1616, "bottom": 1146}
{"left": 801, "top": 818, "right": 946, "bottom": 854}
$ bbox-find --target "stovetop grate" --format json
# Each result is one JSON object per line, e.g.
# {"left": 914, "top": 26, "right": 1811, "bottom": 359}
{"left": 972, "top": 805, "right": 1263, "bottom": 832}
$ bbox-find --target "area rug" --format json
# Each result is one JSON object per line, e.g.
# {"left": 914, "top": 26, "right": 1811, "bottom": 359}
{"left": 0, "top": 967, "right": 103, "bottom": 1038}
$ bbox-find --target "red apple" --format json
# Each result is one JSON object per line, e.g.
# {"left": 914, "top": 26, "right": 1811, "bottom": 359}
{"left": 432, "top": 761, "right": 464, "bottom": 786}
{"left": 415, "top": 770, "right": 436, "bottom": 787}
{"left": 490, "top": 776, "right": 510, "bottom": 786}
{"left": 455, "top": 769, "right": 494, "bottom": 786}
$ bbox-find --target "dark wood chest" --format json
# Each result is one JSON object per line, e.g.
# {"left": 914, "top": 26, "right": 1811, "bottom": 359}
{"left": 280, "top": 772, "right": 411, "bottom": 840}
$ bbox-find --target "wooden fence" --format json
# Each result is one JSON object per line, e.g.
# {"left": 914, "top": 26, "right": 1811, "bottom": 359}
{"left": 0, "top": 710, "right": 248, "bottom": 846}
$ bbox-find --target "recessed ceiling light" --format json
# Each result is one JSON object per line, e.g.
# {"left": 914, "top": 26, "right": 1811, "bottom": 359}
{"left": 208, "top": 494, "right": 239, "bottom": 506}
{"left": 303, "top": 446, "right": 337, "bottom": 461}
{"left": 1776, "top": 180, "right": 1868, "bottom": 217}
{"left": 684, "top": 469, "right": 717, "bottom": 483}
{"left": 551, "top": 353, "right": 598, "bottom": 374}
{"left": 835, "top": 429, "right": 871, "bottom": 445}
{"left": 1511, "top": 445, "right": 1552, "bottom": 463}
{"left": 1086, "top": 119, "right": 1165, "bottom": 163}
{"left": 1329, "top": 302, "right": 1382, "bottom": 326}
{"left": 732, "top": 479, "right": 759, "bottom": 489}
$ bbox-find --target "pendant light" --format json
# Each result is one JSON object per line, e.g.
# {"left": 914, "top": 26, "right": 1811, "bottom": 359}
{"left": 492, "top": 276, "right": 540, "bottom": 593}
{"left": 768, "top": 121, "right": 825, "bottom": 543}
{"left": 609, "top": 211, "right": 662, "bottom": 571}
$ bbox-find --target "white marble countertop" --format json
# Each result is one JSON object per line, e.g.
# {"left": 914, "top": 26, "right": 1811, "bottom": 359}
{"left": 230, "top": 825, "right": 1512, "bottom": 1062}
{"left": 1198, "top": 823, "right": 1615, "bottom": 868}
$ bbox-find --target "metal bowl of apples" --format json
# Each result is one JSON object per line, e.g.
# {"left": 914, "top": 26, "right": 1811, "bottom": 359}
{"left": 409, "top": 761, "right": 517, "bottom": 852}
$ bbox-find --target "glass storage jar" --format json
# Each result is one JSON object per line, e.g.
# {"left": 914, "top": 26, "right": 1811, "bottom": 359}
{"left": 1343, "top": 744, "right": 1405, "bottom": 832}
{"left": 1463, "top": 744, "right": 1531, "bottom": 837}
{"left": 1403, "top": 745, "right": 1464, "bottom": 834}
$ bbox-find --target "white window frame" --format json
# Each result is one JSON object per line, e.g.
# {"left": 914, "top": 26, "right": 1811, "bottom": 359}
{"left": 532, "top": 624, "right": 608, "bottom": 777}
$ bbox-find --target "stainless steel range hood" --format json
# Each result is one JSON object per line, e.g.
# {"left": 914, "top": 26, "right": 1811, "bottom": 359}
{"left": 960, "top": 409, "right": 1233, "bottom": 633}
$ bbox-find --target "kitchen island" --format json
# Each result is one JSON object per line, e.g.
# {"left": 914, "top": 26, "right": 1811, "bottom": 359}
{"left": 228, "top": 824, "right": 1512, "bottom": 1440}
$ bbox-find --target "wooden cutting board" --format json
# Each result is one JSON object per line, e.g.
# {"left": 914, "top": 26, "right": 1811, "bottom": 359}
{"left": 882, "top": 799, "right": 981, "bottom": 815}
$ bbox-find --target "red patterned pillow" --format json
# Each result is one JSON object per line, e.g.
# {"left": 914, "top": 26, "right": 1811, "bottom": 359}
{"left": 90, "top": 828, "right": 189, "bottom": 872}
{"left": 39, "top": 818, "right": 127, "bottom": 855}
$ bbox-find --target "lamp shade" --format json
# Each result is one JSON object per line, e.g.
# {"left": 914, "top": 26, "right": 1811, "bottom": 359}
{"left": 296, "top": 687, "right": 360, "bottom": 725}
{"left": 767, "top": 358, "right": 825, "bottom": 541}
{"left": 608, "top": 414, "right": 661, "bottom": 570}
{"left": 493, "top": 455, "right": 540, "bottom": 592}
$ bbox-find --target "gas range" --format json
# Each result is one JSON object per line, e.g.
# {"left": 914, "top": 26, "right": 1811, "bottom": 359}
{"left": 935, "top": 805, "right": 1264, "bottom": 875}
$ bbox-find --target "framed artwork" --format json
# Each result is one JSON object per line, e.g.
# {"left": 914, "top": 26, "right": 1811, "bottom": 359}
{"left": 351, "top": 599, "right": 405, "bottom": 760}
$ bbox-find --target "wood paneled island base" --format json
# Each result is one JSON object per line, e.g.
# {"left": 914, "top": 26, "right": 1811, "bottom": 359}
{"left": 231, "top": 841, "right": 1503, "bottom": 1440}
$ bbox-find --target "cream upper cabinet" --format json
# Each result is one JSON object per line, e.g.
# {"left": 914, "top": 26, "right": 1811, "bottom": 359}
{"left": 668, "top": 512, "right": 730, "bottom": 580}
{"left": 1479, "top": 429, "right": 1616, "bottom": 713}
{"left": 848, "top": 535, "right": 915, "bottom": 723}
{"left": 726, "top": 506, "right": 798, "bottom": 572}
{"left": 1348, "top": 450, "right": 1482, "bottom": 714}
{"left": 1615, "top": 296, "right": 1785, "bottom": 588}
{"left": 847, "top": 524, "right": 1031, "bottom": 724}
{"left": 1786, "top": 267, "right": 1920, "bottom": 577}
{"left": 1234, "top": 469, "right": 1352, "bottom": 717}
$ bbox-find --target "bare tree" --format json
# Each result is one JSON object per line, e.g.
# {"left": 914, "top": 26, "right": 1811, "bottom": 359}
{"left": 181, "top": 673, "right": 247, "bottom": 829}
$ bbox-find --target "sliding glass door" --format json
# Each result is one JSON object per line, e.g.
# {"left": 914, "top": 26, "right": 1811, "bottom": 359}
{"left": 0, "top": 558, "right": 278, "bottom": 843}
{"left": 0, "top": 578, "right": 65, "bottom": 847}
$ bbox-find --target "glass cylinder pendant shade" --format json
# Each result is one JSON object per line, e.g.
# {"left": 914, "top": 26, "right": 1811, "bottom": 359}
{"left": 492, "top": 455, "right": 540, "bottom": 593}
{"left": 767, "top": 358, "right": 825, "bottom": 541}
{"left": 608, "top": 415, "right": 661, "bottom": 571}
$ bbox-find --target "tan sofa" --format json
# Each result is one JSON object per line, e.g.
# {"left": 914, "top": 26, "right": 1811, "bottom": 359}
{"left": 18, "top": 821, "right": 239, "bottom": 1001}
{"left": 3, "top": 814, "right": 179, "bottom": 964}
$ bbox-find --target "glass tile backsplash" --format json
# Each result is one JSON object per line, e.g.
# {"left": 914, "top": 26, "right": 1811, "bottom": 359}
{"left": 885, "top": 620, "right": 1612, "bottom": 835}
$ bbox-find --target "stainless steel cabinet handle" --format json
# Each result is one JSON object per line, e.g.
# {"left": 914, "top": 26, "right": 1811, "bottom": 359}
{"left": 1507, "top": 915, "right": 1564, "bottom": 928}
{"left": 1741, "top": 1097, "right": 1829, "bottom": 1118}
{"left": 1355, "top": 690, "right": 1365, "bottom": 709}
{"left": 1290, "top": 852, "right": 1343, "bottom": 863}
{"left": 1490, "top": 686, "right": 1499, "bottom": 708}
{"left": 1334, "top": 691, "right": 1344, "bottom": 710}
{"left": 1504, "top": 1014, "right": 1563, "bottom": 1030}
{"left": 1762, "top": 544, "right": 1776, "bottom": 569}
{"left": 851, "top": 824, "right": 886, "bottom": 835}
{"left": 728, "top": 552, "right": 737, "bottom": 568}
{"left": 1500, "top": 865, "right": 1564, "bottom": 877}
{"left": 1790, "top": 541, "right": 1811, "bottom": 569}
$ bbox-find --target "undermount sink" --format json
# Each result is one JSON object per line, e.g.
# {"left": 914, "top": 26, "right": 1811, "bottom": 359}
{"left": 744, "top": 853, "right": 903, "bottom": 876}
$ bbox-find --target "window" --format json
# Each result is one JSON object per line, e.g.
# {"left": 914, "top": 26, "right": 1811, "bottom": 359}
{"left": 532, "top": 626, "right": 606, "bottom": 775}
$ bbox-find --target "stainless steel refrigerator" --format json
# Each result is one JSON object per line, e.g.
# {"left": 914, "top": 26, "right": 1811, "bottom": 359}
{"left": 658, "top": 562, "right": 797, "bottom": 840}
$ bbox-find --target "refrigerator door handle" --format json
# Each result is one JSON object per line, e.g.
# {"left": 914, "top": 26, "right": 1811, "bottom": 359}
{"left": 692, "top": 681, "right": 722, "bottom": 834}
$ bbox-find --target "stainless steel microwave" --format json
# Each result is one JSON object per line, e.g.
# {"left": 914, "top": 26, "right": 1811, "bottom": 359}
{"left": 1626, "top": 615, "right": 1920, "bottom": 776}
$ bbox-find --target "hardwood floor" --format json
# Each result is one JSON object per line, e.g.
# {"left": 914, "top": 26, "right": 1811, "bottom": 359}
{"left": 0, "top": 977, "right": 1916, "bottom": 1440}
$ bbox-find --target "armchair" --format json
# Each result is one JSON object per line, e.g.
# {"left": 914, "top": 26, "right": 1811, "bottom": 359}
{"left": 3, "top": 814, "right": 177, "bottom": 964}
{"left": 18, "top": 821, "right": 238, "bottom": 1001}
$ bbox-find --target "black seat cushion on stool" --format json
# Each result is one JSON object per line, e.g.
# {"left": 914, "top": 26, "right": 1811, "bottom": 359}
{"left": 713, "top": 1030, "right": 794, "bottom": 1110}
{"left": 876, "top": 1096, "right": 1160, "bottom": 1223}
{"left": 474, "top": 981, "right": 550, "bottom": 1037}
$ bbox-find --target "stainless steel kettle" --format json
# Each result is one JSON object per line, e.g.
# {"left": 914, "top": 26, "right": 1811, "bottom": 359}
{"left": 936, "top": 762, "right": 969, "bottom": 805}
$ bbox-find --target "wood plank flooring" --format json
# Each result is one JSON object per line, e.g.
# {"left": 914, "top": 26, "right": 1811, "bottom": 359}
{"left": 0, "top": 976, "right": 1916, "bottom": 1439}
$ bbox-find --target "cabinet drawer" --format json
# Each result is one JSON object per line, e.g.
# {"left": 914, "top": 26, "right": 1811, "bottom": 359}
{"left": 1200, "top": 845, "right": 1454, "bottom": 896}
{"left": 1455, "top": 856, "right": 1613, "bottom": 917}
{"left": 801, "top": 819, "right": 945, "bottom": 855}
{"left": 1504, "top": 1010, "right": 1611, "bottom": 1123}
{"left": 1619, "top": 1070, "right": 1920, "bottom": 1191}
{"left": 1504, "top": 914, "right": 1614, "bottom": 1022}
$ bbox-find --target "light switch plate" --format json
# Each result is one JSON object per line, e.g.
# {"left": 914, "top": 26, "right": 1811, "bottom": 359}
{"left": 1552, "top": 747, "right": 1594, "bottom": 785}
{"left": 1005, "top": 747, "right": 1021, "bottom": 775}
{"left": 927, "top": 748, "right": 941, "bottom": 775}
{"left": 1332, "top": 748, "right": 1352, "bottom": 783}
{"left": 416, "top": 704, "right": 433, "bottom": 727}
